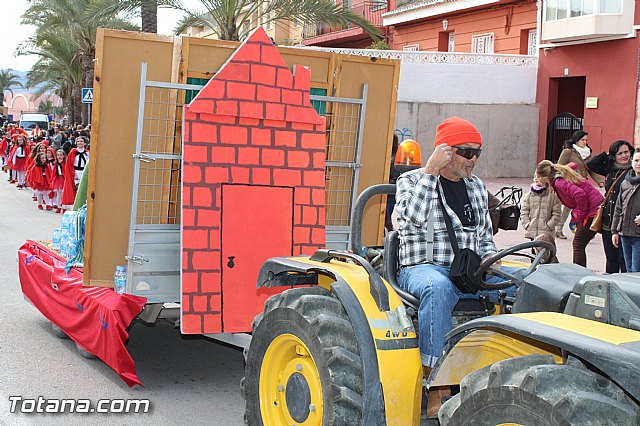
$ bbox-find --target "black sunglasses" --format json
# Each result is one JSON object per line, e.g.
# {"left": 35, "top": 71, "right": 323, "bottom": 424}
{"left": 455, "top": 147, "right": 482, "bottom": 159}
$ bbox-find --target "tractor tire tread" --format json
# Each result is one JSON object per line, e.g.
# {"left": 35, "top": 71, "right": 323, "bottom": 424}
{"left": 440, "top": 355, "right": 639, "bottom": 426}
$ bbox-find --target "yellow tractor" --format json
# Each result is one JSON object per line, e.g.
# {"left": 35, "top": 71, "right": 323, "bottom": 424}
{"left": 242, "top": 184, "right": 640, "bottom": 425}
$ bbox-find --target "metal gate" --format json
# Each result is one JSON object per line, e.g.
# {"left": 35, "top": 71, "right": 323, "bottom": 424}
{"left": 546, "top": 112, "right": 583, "bottom": 162}
{"left": 126, "top": 63, "right": 367, "bottom": 303}
{"left": 312, "top": 86, "right": 368, "bottom": 249}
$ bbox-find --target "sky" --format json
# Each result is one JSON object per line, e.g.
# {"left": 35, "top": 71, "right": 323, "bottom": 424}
{"left": 0, "top": 0, "right": 203, "bottom": 72}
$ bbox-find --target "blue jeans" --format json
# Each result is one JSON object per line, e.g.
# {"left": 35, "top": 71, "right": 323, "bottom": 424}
{"left": 398, "top": 263, "right": 517, "bottom": 367}
{"left": 621, "top": 236, "right": 640, "bottom": 272}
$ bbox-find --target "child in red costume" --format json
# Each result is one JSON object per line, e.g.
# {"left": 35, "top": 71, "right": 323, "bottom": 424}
{"left": 44, "top": 148, "right": 56, "bottom": 209}
{"left": 7, "top": 137, "right": 16, "bottom": 183}
{"left": 48, "top": 149, "right": 66, "bottom": 213}
{"left": 31, "top": 152, "right": 51, "bottom": 210}
{"left": 9, "top": 135, "right": 28, "bottom": 188}
{"left": 0, "top": 133, "right": 8, "bottom": 172}
{"left": 27, "top": 143, "right": 48, "bottom": 200}
{"left": 61, "top": 136, "right": 89, "bottom": 209}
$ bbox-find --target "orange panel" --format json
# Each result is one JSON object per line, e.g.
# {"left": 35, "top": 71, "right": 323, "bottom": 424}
{"left": 221, "top": 184, "right": 294, "bottom": 332}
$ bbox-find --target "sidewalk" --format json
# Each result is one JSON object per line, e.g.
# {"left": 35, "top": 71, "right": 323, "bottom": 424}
{"left": 485, "top": 177, "right": 607, "bottom": 274}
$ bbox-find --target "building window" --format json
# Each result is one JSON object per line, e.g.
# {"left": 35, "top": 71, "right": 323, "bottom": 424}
{"left": 471, "top": 33, "right": 494, "bottom": 54}
{"left": 600, "top": 0, "right": 622, "bottom": 13}
{"left": 528, "top": 29, "right": 537, "bottom": 55}
{"left": 545, "top": 0, "right": 620, "bottom": 21}
{"left": 403, "top": 44, "right": 420, "bottom": 51}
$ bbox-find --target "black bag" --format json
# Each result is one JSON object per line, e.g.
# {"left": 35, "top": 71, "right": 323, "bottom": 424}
{"left": 437, "top": 187, "right": 481, "bottom": 294}
{"left": 497, "top": 204, "right": 520, "bottom": 231}
{"left": 489, "top": 186, "right": 522, "bottom": 231}
{"left": 449, "top": 248, "right": 482, "bottom": 294}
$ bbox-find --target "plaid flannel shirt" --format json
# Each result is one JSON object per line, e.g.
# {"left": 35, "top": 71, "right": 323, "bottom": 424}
{"left": 395, "top": 169, "right": 497, "bottom": 267}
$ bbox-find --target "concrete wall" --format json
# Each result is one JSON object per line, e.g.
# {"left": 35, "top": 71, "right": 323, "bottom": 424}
{"left": 398, "top": 60, "right": 538, "bottom": 104}
{"left": 396, "top": 102, "right": 540, "bottom": 178}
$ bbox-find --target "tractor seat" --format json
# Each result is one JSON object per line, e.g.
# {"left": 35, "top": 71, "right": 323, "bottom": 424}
{"left": 383, "top": 231, "right": 492, "bottom": 316}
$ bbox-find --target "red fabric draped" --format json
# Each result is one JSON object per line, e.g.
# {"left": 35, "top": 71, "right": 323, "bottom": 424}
{"left": 18, "top": 241, "right": 147, "bottom": 387}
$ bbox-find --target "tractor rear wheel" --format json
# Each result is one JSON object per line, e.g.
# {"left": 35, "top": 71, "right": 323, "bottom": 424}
{"left": 439, "top": 354, "right": 639, "bottom": 425}
{"left": 242, "top": 286, "right": 364, "bottom": 426}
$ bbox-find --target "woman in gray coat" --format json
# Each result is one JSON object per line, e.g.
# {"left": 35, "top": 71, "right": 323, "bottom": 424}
{"left": 612, "top": 149, "right": 640, "bottom": 272}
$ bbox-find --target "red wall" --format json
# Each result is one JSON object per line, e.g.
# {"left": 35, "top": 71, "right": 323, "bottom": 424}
{"left": 536, "top": 37, "right": 639, "bottom": 159}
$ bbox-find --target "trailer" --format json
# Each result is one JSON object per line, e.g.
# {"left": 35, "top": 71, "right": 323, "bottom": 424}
{"left": 19, "top": 27, "right": 400, "bottom": 386}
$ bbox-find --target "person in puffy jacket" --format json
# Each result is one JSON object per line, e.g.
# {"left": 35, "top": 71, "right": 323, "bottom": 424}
{"left": 612, "top": 149, "right": 640, "bottom": 272}
{"left": 536, "top": 160, "right": 604, "bottom": 268}
{"left": 521, "top": 172, "right": 562, "bottom": 240}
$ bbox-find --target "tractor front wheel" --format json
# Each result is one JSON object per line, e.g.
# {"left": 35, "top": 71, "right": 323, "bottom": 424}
{"left": 243, "top": 286, "right": 364, "bottom": 426}
{"left": 439, "top": 354, "right": 639, "bottom": 425}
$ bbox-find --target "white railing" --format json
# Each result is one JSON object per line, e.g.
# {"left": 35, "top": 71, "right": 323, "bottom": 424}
{"left": 299, "top": 47, "right": 538, "bottom": 67}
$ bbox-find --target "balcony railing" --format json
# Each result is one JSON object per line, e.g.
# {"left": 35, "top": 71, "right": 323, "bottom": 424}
{"left": 303, "top": 0, "right": 387, "bottom": 39}
{"left": 298, "top": 47, "right": 538, "bottom": 67}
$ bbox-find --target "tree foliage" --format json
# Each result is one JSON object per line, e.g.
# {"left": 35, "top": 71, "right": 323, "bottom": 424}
{"left": 171, "top": 0, "right": 381, "bottom": 41}
{"left": 0, "top": 69, "right": 23, "bottom": 109}
{"left": 20, "top": 0, "right": 138, "bottom": 123}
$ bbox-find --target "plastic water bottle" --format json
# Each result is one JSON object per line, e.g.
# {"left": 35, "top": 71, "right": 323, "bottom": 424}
{"left": 61, "top": 211, "right": 77, "bottom": 239}
{"left": 66, "top": 238, "right": 77, "bottom": 260}
{"left": 114, "top": 266, "right": 127, "bottom": 294}
{"left": 52, "top": 228, "right": 62, "bottom": 251}
{"left": 59, "top": 235, "right": 69, "bottom": 258}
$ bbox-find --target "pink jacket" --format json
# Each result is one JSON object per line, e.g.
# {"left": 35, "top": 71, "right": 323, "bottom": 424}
{"left": 552, "top": 177, "right": 604, "bottom": 224}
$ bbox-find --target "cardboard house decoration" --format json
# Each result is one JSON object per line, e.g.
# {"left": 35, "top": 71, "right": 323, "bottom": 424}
{"left": 181, "top": 27, "right": 327, "bottom": 335}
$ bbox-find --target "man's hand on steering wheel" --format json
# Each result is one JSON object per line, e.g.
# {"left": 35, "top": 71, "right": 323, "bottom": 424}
{"left": 475, "top": 240, "right": 556, "bottom": 290}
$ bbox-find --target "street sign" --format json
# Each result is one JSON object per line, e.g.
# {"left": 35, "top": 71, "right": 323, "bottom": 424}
{"left": 82, "top": 88, "right": 94, "bottom": 104}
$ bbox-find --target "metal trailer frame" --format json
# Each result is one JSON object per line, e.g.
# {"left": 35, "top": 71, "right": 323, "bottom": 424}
{"left": 126, "top": 64, "right": 368, "bottom": 347}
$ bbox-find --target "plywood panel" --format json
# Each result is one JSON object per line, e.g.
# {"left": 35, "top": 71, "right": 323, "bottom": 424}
{"left": 85, "top": 29, "right": 175, "bottom": 286}
{"left": 336, "top": 57, "right": 399, "bottom": 245}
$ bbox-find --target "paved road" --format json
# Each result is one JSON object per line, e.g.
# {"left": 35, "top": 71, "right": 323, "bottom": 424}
{"left": 0, "top": 176, "right": 246, "bottom": 426}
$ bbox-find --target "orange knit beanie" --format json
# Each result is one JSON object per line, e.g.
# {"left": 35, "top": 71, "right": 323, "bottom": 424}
{"left": 434, "top": 116, "right": 482, "bottom": 147}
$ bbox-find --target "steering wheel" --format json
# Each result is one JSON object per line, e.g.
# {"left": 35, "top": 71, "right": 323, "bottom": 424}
{"left": 475, "top": 240, "right": 556, "bottom": 290}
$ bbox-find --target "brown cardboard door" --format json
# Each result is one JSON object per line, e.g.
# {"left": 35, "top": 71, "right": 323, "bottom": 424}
{"left": 221, "top": 184, "right": 294, "bottom": 332}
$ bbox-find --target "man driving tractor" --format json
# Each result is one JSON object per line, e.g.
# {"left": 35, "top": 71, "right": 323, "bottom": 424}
{"left": 395, "top": 116, "right": 517, "bottom": 416}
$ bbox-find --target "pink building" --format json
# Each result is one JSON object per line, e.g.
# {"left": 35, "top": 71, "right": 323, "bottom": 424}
{"left": 5, "top": 93, "right": 62, "bottom": 121}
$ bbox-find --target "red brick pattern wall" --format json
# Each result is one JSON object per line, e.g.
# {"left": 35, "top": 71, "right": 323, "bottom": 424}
{"left": 181, "top": 27, "right": 326, "bottom": 334}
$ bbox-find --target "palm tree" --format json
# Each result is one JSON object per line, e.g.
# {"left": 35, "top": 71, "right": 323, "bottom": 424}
{"left": 23, "top": 29, "right": 84, "bottom": 124}
{"left": 0, "top": 69, "right": 23, "bottom": 108}
{"left": 38, "top": 98, "right": 54, "bottom": 115}
{"left": 141, "top": 0, "right": 159, "bottom": 33}
{"left": 37, "top": 98, "right": 64, "bottom": 120}
{"left": 21, "top": 0, "right": 138, "bottom": 123}
{"left": 171, "top": 0, "right": 381, "bottom": 41}
{"left": 92, "top": 0, "right": 177, "bottom": 33}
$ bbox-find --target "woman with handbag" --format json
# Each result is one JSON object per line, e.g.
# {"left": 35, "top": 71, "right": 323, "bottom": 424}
{"left": 555, "top": 130, "right": 604, "bottom": 239}
{"left": 536, "top": 160, "right": 604, "bottom": 268}
{"left": 587, "top": 139, "right": 633, "bottom": 273}
{"left": 612, "top": 149, "right": 640, "bottom": 272}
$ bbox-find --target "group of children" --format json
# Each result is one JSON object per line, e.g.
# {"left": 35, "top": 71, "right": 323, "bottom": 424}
{"left": 1, "top": 126, "right": 89, "bottom": 213}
